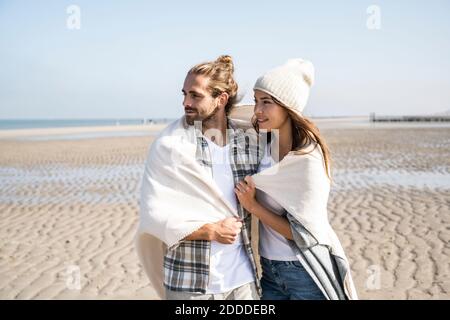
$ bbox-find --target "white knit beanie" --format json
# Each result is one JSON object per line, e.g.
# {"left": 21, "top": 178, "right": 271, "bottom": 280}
{"left": 253, "top": 58, "right": 315, "bottom": 116}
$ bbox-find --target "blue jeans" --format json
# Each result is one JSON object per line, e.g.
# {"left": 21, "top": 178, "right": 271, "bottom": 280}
{"left": 260, "top": 257, "right": 326, "bottom": 300}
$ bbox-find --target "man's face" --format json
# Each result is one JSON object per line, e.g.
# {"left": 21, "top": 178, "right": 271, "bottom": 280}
{"left": 182, "top": 73, "right": 218, "bottom": 125}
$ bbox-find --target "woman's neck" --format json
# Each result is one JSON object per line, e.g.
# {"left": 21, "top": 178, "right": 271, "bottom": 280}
{"left": 271, "top": 119, "right": 293, "bottom": 161}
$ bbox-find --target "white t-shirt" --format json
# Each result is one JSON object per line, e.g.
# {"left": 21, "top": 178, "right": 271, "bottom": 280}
{"left": 256, "top": 146, "right": 297, "bottom": 261}
{"left": 204, "top": 137, "right": 255, "bottom": 294}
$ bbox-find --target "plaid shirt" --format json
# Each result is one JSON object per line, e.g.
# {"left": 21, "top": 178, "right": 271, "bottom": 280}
{"left": 163, "top": 117, "right": 263, "bottom": 295}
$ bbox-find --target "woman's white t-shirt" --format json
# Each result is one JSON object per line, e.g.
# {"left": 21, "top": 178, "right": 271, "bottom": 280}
{"left": 256, "top": 146, "right": 298, "bottom": 261}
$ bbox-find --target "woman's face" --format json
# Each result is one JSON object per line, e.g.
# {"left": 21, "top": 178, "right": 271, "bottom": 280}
{"left": 253, "top": 90, "right": 290, "bottom": 131}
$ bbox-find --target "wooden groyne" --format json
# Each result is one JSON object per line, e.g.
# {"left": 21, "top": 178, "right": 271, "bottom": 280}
{"left": 370, "top": 113, "right": 450, "bottom": 122}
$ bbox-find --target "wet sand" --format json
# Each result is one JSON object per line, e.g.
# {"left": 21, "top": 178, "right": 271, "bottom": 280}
{"left": 0, "top": 122, "right": 449, "bottom": 299}
{"left": 325, "top": 126, "right": 450, "bottom": 299}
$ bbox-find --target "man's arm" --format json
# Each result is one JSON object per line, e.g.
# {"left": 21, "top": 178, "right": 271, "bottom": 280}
{"left": 183, "top": 223, "right": 216, "bottom": 241}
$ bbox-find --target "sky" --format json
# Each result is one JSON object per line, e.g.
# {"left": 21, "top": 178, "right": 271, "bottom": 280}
{"left": 1, "top": 0, "right": 449, "bottom": 119}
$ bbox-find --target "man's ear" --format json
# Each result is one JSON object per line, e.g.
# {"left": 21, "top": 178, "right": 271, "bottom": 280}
{"left": 217, "top": 92, "right": 229, "bottom": 109}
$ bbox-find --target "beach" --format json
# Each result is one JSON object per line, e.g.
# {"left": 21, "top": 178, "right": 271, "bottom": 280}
{"left": 0, "top": 120, "right": 449, "bottom": 299}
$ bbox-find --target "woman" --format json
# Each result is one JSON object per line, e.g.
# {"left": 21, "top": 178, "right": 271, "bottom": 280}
{"left": 234, "top": 58, "right": 358, "bottom": 300}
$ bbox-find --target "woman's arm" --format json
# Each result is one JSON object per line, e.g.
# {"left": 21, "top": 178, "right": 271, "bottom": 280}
{"left": 235, "top": 176, "right": 293, "bottom": 240}
{"left": 248, "top": 201, "right": 293, "bottom": 240}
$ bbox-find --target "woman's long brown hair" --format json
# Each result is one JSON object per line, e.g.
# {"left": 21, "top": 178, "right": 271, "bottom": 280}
{"left": 252, "top": 97, "right": 333, "bottom": 181}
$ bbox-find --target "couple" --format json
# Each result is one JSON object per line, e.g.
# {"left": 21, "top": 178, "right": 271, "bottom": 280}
{"left": 135, "top": 55, "right": 358, "bottom": 300}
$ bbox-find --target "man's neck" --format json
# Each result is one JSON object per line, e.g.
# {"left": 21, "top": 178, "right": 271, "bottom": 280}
{"left": 202, "top": 113, "right": 228, "bottom": 147}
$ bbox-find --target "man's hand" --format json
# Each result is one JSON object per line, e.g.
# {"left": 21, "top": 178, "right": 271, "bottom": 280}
{"left": 211, "top": 217, "right": 243, "bottom": 244}
{"left": 183, "top": 217, "right": 243, "bottom": 244}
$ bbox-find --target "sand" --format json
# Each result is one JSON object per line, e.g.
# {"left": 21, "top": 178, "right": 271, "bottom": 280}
{"left": 325, "top": 126, "right": 450, "bottom": 299}
{"left": 0, "top": 121, "right": 449, "bottom": 299}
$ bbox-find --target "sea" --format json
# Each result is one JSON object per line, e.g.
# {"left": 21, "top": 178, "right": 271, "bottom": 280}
{"left": 0, "top": 118, "right": 172, "bottom": 130}
{"left": 0, "top": 118, "right": 174, "bottom": 141}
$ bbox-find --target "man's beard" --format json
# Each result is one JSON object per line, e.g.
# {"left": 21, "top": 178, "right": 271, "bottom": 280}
{"left": 185, "top": 106, "right": 220, "bottom": 126}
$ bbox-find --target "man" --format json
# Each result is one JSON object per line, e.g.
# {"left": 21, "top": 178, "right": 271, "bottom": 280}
{"left": 136, "top": 55, "right": 262, "bottom": 300}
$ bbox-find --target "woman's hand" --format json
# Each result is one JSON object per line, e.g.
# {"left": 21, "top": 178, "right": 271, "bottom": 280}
{"left": 235, "top": 176, "right": 293, "bottom": 240}
{"left": 234, "top": 176, "right": 257, "bottom": 213}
